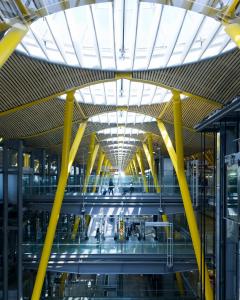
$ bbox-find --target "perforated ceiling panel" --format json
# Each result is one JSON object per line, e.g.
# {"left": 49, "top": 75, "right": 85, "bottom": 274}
{"left": 0, "top": 52, "right": 114, "bottom": 112}
{"left": 0, "top": 32, "right": 236, "bottom": 167}
{"left": 133, "top": 49, "right": 240, "bottom": 105}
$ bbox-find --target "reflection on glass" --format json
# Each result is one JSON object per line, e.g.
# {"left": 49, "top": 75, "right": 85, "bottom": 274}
{"left": 226, "top": 164, "right": 238, "bottom": 221}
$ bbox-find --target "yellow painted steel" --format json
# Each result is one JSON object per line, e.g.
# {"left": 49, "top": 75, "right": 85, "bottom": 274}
{"left": 15, "top": 0, "right": 29, "bottom": 15}
{"left": 92, "top": 151, "right": 105, "bottom": 193}
{"left": 132, "top": 160, "right": 137, "bottom": 175}
{"left": 0, "top": 23, "right": 10, "bottom": 32}
{"left": 71, "top": 216, "right": 81, "bottom": 240}
{"left": 59, "top": 273, "right": 68, "bottom": 298}
{"left": 130, "top": 162, "right": 135, "bottom": 175}
{"left": 157, "top": 121, "right": 177, "bottom": 170}
{"left": 106, "top": 160, "right": 112, "bottom": 177}
{"left": 157, "top": 93, "right": 213, "bottom": 300}
{"left": 115, "top": 72, "right": 133, "bottom": 80}
{"left": 90, "top": 144, "right": 100, "bottom": 173}
{"left": 176, "top": 272, "right": 185, "bottom": 296}
{"left": 74, "top": 99, "right": 86, "bottom": 119}
{"left": 62, "top": 92, "right": 75, "bottom": 170}
{"left": 23, "top": 153, "right": 30, "bottom": 168}
{"left": 132, "top": 157, "right": 139, "bottom": 175}
{"left": 142, "top": 135, "right": 160, "bottom": 193}
{"left": 0, "top": 25, "right": 28, "bottom": 68}
{"left": 67, "top": 122, "right": 87, "bottom": 172}
{"left": 31, "top": 95, "right": 86, "bottom": 299}
{"left": 102, "top": 158, "right": 109, "bottom": 177}
{"left": 158, "top": 96, "right": 173, "bottom": 119}
{"left": 136, "top": 150, "right": 149, "bottom": 193}
{"left": 224, "top": 22, "right": 240, "bottom": 48}
{"left": 130, "top": 160, "right": 136, "bottom": 175}
{"left": 83, "top": 133, "right": 97, "bottom": 193}
{"left": 224, "top": 0, "right": 239, "bottom": 17}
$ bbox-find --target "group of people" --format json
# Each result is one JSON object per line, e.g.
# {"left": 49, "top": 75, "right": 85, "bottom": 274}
{"left": 102, "top": 178, "right": 134, "bottom": 196}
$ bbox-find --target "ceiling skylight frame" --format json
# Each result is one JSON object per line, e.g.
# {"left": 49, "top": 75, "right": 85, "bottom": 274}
{"left": 16, "top": 1, "right": 235, "bottom": 70}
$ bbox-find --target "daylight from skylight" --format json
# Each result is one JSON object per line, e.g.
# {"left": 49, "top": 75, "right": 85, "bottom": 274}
{"left": 17, "top": 1, "right": 235, "bottom": 70}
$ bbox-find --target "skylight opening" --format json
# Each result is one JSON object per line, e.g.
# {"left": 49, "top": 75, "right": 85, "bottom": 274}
{"left": 16, "top": 1, "right": 233, "bottom": 70}
{"left": 89, "top": 111, "right": 155, "bottom": 124}
{"left": 98, "top": 127, "right": 145, "bottom": 135}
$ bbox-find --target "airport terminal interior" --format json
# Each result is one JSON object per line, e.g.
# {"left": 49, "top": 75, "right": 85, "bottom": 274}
{"left": 0, "top": 0, "right": 240, "bottom": 299}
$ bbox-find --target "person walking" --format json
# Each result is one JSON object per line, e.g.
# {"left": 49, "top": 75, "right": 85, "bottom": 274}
{"left": 108, "top": 178, "right": 114, "bottom": 195}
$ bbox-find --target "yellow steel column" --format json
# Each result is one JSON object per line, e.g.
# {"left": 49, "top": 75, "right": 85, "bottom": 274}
{"left": 32, "top": 92, "right": 74, "bottom": 299}
{"left": 0, "top": 25, "right": 28, "bottom": 68}
{"left": 176, "top": 272, "right": 185, "bottom": 296}
{"left": 129, "top": 161, "right": 134, "bottom": 175}
{"left": 106, "top": 160, "right": 111, "bottom": 177}
{"left": 142, "top": 138, "right": 160, "bottom": 193}
{"left": 15, "top": 0, "right": 30, "bottom": 15}
{"left": 83, "top": 133, "right": 99, "bottom": 193}
{"left": 136, "top": 150, "right": 149, "bottom": 193}
{"left": 71, "top": 216, "right": 81, "bottom": 240}
{"left": 92, "top": 151, "right": 105, "bottom": 193}
{"left": 131, "top": 159, "right": 137, "bottom": 175}
{"left": 224, "top": 23, "right": 240, "bottom": 48}
{"left": 102, "top": 158, "right": 108, "bottom": 178}
{"left": 31, "top": 94, "right": 87, "bottom": 299}
{"left": 172, "top": 92, "right": 213, "bottom": 300}
{"left": 132, "top": 161, "right": 137, "bottom": 175}
{"left": 223, "top": 0, "right": 240, "bottom": 48}
{"left": 68, "top": 122, "right": 87, "bottom": 171}
{"left": 157, "top": 93, "right": 213, "bottom": 300}
{"left": 59, "top": 273, "right": 68, "bottom": 298}
{"left": 132, "top": 157, "right": 139, "bottom": 176}
{"left": 23, "top": 153, "right": 30, "bottom": 168}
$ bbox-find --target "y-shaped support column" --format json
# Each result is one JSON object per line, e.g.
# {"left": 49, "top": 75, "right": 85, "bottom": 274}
{"left": 31, "top": 92, "right": 87, "bottom": 299}
{"left": 142, "top": 134, "right": 160, "bottom": 193}
{"left": 157, "top": 92, "right": 213, "bottom": 300}
{"left": 0, "top": 25, "right": 28, "bottom": 68}
{"left": 92, "top": 150, "right": 105, "bottom": 193}
{"left": 136, "top": 150, "right": 149, "bottom": 193}
{"left": 83, "top": 133, "right": 99, "bottom": 193}
{"left": 223, "top": 0, "right": 240, "bottom": 47}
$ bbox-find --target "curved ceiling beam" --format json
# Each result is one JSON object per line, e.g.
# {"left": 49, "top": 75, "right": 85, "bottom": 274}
{"left": 0, "top": 75, "right": 221, "bottom": 119}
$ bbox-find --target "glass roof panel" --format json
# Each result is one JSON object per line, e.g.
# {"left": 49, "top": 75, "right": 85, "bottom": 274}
{"left": 103, "top": 136, "right": 138, "bottom": 143}
{"left": 17, "top": 1, "right": 232, "bottom": 70}
{"left": 76, "top": 80, "right": 170, "bottom": 106}
{"left": 89, "top": 111, "right": 155, "bottom": 124}
{"left": 98, "top": 127, "right": 145, "bottom": 135}
{"left": 108, "top": 143, "right": 135, "bottom": 148}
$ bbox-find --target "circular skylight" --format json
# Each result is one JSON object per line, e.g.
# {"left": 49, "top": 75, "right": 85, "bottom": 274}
{"left": 103, "top": 136, "right": 138, "bottom": 143}
{"left": 74, "top": 80, "right": 172, "bottom": 105}
{"left": 107, "top": 143, "right": 135, "bottom": 148}
{"left": 98, "top": 127, "right": 145, "bottom": 135}
{"left": 16, "top": 1, "right": 235, "bottom": 70}
{"left": 89, "top": 111, "right": 155, "bottom": 124}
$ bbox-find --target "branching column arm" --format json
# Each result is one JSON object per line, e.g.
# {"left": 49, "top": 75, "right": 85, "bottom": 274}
{"left": 92, "top": 151, "right": 105, "bottom": 193}
{"left": 31, "top": 93, "right": 87, "bottom": 299}
{"left": 0, "top": 24, "right": 28, "bottom": 68}
{"left": 142, "top": 135, "right": 160, "bottom": 193}
{"left": 136, "top": 150, "right": 149, "bottom": 193}
{"left": 157, "top": 91, "right": 213, "bottom": 300}
{"left": 83, "top": 133, "right": 99, "bottom": 193}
